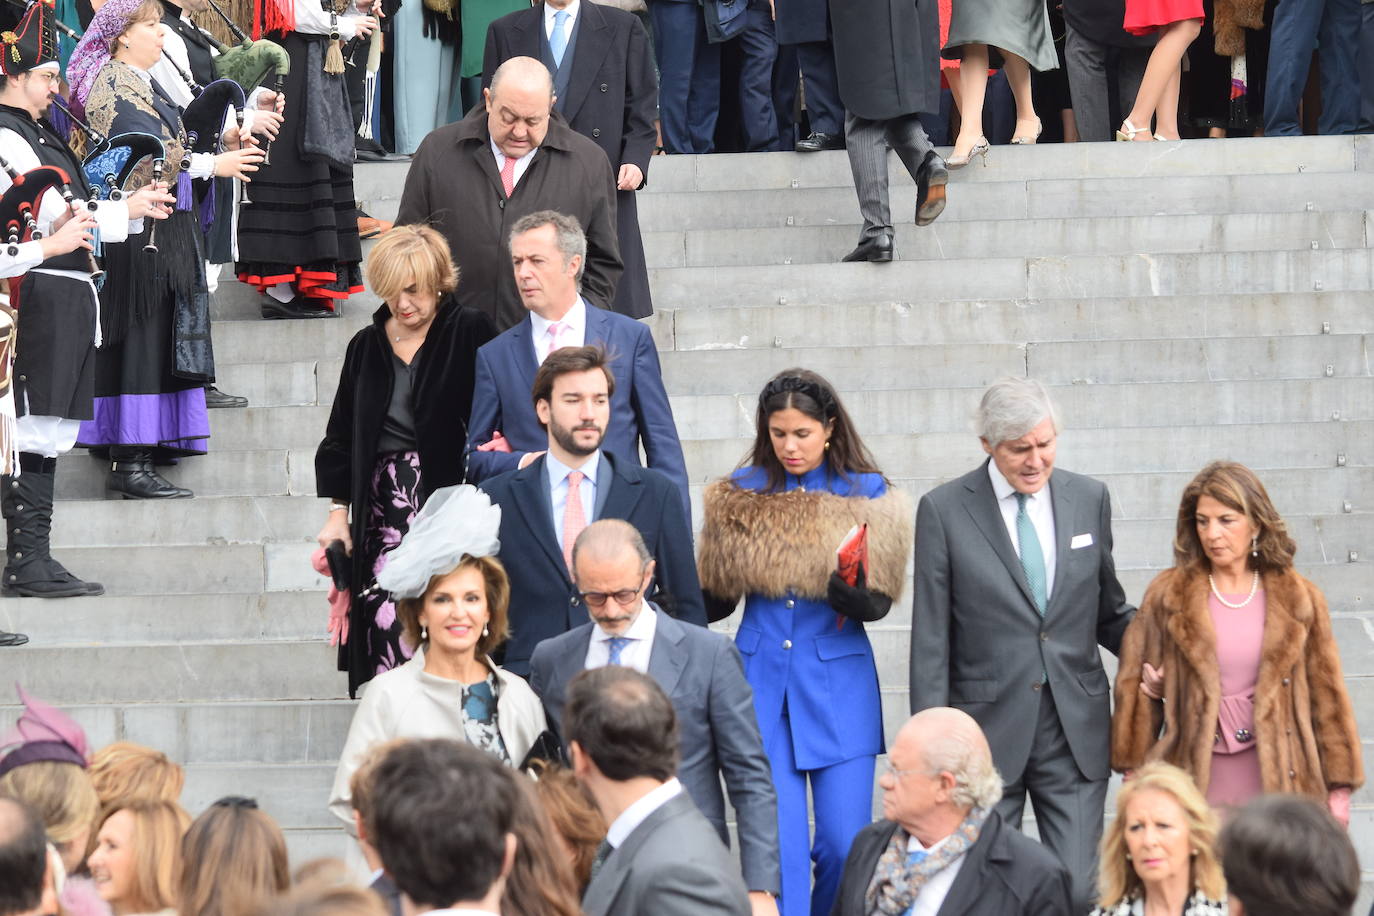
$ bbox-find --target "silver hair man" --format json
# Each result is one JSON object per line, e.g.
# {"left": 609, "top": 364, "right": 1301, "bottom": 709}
{"left": 975, "top": 377, "right": 1060, "bottom": 447}
{"left": 510, "top": 210, "right": 588, "bottom": 284}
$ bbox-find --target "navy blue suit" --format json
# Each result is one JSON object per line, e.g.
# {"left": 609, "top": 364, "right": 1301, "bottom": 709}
{"left": 1265, "top": 0, "right": 1362, "bottom": 135}
{"left": 480, "top": 451, "right": 706, "bottom": 675}
{"left": 651, "top": 0, "right": 721, "bottom": 152}
{"left": 466, "top": 302, "right": 689, "bottom": 520}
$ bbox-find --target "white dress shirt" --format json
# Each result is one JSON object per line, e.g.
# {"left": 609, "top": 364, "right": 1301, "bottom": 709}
{"left": 903, "top": 832, "right": 967, "bottom": 916}
{"left": 543, "top": 0, "right": 581, "bottom": 40}
{"left": 583, "top": 601, "right": 657, "bottom": 672}
{"left": 546, "top": 449, "right": 601, "bottom": 553}
{"left": 988, "top": 462, "right": 1056, "bottom": 601}
{"left": 606, "top": 777, "right": 684, "bottom": 849}
{"left": 530, "top": 296, "right": 588, "bottom": 365}
{"left": 490, "top": 138, "right": 538, "bottom": 189}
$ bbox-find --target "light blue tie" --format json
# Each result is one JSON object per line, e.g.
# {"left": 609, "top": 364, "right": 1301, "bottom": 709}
{"left": 550, "top": 10, "right": 569, "bottom": 67}
{"left": 1015, "top": 493, "right": 1048, "bottom": 616}
{"left": 606, "top": 635, "right": 631, "bottom": 665}
{"left": 902, "top": 849, "right": 928, "bottom": 916}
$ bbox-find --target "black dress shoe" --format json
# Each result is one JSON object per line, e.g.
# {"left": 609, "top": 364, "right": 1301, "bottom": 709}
{"left": 108, "top": 459, "right": 193, "bottom": 499}
{"left": 0, "top": 630, "right": 27, "bottom": 646}
{"left": 841, "top": 234, "right": 894, "bottom": 263}
{"left": 260, "top": 297, "right": 336, "bottom": 320}
{"left": 795, "top": 131, "right": 846, "bottom": 152}
{"left": 204, "top": 385, "right": 248, "bottom": 409}
{"left": 915, "top": 150, "right": 949, "bottom": 227}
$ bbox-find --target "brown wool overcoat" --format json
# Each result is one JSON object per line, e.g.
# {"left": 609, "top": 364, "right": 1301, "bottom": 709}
{"left": 1111, "top": 566, "right": 1363, "bottom": 798}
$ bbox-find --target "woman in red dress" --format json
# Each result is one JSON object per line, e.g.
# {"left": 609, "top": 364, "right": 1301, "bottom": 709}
{"left": 1118, "top": 0, "right": 1205, "bottom": 140}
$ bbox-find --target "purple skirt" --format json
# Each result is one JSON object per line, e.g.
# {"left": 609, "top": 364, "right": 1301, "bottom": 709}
{"left": 76, "top": 389, "right": 209, "bottom": 457}
{"left": 352, "top": 450, "right": 423, "bottom": 683}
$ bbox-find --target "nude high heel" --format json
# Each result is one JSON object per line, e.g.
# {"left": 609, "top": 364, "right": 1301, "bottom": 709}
{"left": 946, "top": 138, "right": 989, "bottom": 169}
{"left": 1010, "top": 117, "right": 1042, "bottom": 145}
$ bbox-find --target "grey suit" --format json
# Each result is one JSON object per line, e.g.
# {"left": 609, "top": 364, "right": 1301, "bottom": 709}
{"left": 583, "top": 790, "right": 752, "bottom": 916}
{"left": 530, "top": 608, "right": 781, "bottom": 895}
{"left": 909, "top": 460, "right": 1134, "bottom": 912}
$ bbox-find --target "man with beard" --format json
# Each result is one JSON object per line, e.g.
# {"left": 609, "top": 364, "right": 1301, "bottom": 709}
{"left": 479, "top": 344, "right": 704, "bottom": 677}
{"left": 466, "top": 211, "right": 687, "bottom": 517}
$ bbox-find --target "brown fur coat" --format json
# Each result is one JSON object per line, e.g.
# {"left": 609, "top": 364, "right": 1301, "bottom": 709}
{"left": 1213, "top": 0, "right": 1266, "bottom": 57}
{"left": 1111, "top": 566, "right": 1363, "bottom": 797}
{"left": 696, "top": 479, "right": 912, "bottom": 601}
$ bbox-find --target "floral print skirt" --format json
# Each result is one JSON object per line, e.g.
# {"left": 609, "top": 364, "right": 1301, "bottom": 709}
{"left": 355, "top": 450, "right": 423, "bottom": 683}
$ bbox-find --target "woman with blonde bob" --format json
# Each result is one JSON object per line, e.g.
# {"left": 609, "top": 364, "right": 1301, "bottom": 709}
{"left": 1111, "top": 461, "right": 1362, "bottom": 821}
{"left": 327, "top": 485, "right": 548, "bottom": 838}
{"left": 1090, "top": 762, "right": 1226, "bottom": 916}
{"left": 178, "top": 797, "right": 290, "bottom": 916}
{"left": 316, "top": 225, "right": 498, "bottom": 696}
{"left": 86, "top": 800, "right": 189, "bottom": 915}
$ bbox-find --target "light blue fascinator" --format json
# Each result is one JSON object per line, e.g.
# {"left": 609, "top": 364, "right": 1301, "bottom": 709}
{"left": 375, "top": 485, "right": 502, "bottom": 599}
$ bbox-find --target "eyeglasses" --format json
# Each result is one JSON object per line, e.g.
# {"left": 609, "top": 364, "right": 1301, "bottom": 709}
{"left": 883, "top": 763, "right": 926, "bottom": 781}
{"left": 579, "top": 584, "right": 645, "bottom": 608}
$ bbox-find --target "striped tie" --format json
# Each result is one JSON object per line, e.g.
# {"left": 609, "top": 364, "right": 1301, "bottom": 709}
{"left": 606, "top": 636, "right": 631, "bottom": 665}
{"left": 1016, "top": 493, "right": 1048, "bottom": 615}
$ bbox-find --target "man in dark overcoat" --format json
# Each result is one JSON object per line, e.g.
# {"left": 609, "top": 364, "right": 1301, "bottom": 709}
{"left": 396, "top": 56, "right": 623, "bottom": 331}
{"left": 774, "top": 0, "right": 846, "bottom": 151}
{"left": 829, "top": 0, "right": 948, "bottom": 262}
{"left": 483, "top": 0, "right": 656, "bottom": 319}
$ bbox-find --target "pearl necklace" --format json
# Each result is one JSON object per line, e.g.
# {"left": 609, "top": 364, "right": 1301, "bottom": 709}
{"left": 1209, "top": 570, "right": 1260, "bottom": 608}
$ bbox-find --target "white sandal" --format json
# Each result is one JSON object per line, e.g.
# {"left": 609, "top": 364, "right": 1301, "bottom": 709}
{"left": 1115, "top": 119, "right": 1149, "bottom": 142}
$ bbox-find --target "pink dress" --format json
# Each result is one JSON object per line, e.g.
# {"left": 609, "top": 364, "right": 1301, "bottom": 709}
{"left": 1206, "top": 590, "right": 1266, "bottom": 814}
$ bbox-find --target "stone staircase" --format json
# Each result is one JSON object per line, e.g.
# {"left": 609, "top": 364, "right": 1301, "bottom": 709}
{"left": 2, "top": 135, "right": 1372, "bottom": 897}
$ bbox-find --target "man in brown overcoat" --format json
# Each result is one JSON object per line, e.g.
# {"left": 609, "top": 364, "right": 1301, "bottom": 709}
{"left": 396, "top": 56, "right": 623, "bottom": 331}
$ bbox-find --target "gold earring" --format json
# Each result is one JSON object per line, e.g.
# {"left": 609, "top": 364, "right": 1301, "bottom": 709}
{"left": 824, "top": 440, "right": 831, "bottom": 451}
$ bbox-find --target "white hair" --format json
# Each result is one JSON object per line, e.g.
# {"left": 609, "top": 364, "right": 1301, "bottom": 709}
{"left": 920, "top": 729, "right": 1004, "bottom": 810}
{"left": 975, "top": 377, "right": 1060, "bottom": 446}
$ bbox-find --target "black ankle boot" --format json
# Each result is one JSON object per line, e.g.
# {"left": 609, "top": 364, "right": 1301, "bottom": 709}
{"left": 107, "top": 450, "right": 193, "bottom": 500}
{"left": 3, "top": 456, "right": 92, "bottom": 598}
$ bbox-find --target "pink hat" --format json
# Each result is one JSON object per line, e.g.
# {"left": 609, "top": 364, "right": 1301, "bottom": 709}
{"left": 0, "top": 684, "right": 90, "bottom": 777}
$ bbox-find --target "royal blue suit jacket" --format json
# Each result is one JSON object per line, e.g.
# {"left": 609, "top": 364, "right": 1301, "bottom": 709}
{"left": 466, "top": 304, "right": 689, "bottom": 519}
{"left": 480, "top": 451, "right": 706, "bottom": 675}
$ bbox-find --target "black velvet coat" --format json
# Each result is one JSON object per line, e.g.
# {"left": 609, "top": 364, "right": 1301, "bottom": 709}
{"left": 315, "top": 297, "right": 498, "bottom": 625}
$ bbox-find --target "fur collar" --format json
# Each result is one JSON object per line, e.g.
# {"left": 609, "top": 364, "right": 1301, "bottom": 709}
{"left": 697, "top": 479, "right": 911, "bottom": 601}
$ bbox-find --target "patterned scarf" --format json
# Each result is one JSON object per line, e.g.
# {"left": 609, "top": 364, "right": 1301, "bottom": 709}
{"left": 865, "top": 806, "right": 989, "bottom": 916}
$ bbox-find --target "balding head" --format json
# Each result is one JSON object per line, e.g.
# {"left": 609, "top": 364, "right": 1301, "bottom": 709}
{"left": 572, "top": 521, "right": 656, "bottom": 637}
{"left": 0, "top": 796, "right": 49, "bottom": 916}
{"left": 485, "top": 58, "right": 554, "bottom": 158}
{"left": 880, "top": 709, "right": 1003, "bottom": 843}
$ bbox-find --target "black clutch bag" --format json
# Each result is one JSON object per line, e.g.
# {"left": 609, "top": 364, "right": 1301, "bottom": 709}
{"left": 325, "top": 539, "right": 351, "bottom": 591}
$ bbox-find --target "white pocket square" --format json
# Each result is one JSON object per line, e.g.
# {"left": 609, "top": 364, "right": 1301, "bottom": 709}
{"left": 1071, "top": 533, "right": 1094, "bottom": 549}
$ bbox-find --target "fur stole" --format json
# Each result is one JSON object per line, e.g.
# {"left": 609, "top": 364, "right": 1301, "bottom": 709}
{"left": 697, "top": 478, "right": 912, "bottom": 601}
{"left": 1213, "top": 0, "right": 1266, "bottom": 56}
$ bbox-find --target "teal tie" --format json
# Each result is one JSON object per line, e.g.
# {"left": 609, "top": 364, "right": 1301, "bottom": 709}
{"left": 1015, "top": 493, "right": 1048, "bottom": 615}
{"left": 606, "top": 636, "right": 631, "bottom": 665}
{"left": 550, "top": 10, "right": 569, "bottom": 67}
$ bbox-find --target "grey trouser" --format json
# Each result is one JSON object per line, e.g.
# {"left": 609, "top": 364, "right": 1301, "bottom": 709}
{"left": 843, "top": 112, "right": 934, "bottom": 240}
{"left": 1064, "top": 22, "right": 1152, "bottom": 141}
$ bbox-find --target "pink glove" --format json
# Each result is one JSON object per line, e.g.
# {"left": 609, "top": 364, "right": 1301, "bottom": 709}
{"left": 477, "top": 431, "right": 513, "bottom": 453}
{"left": 312, "top": 548, "right": 351, "bottom": 647}
{"left": 1328, "top": 786, "right": 1352, "bottom": 827}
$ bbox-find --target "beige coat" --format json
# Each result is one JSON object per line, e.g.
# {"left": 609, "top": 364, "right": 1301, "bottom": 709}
{"left": 1111, "top": 567, "right": 1363, "bottom": 797}
{"left": 327, "top": 650, "right": 547, "bottom": 831}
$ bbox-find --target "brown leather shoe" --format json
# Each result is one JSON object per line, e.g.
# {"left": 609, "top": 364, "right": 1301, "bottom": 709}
{"left": 358, "top": 216, "right": 392, "bottom": 239}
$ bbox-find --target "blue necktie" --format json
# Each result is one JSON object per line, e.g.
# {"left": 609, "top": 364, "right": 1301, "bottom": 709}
{"left": 550, "top": 10, "right": 569, "bottom": 67}
{"left": 1016, "top": 493, "right": 1048, "bottom": 615}
{"left": 902, "top": 849, "right": 928, "bottom": 916}
{"left": 606, "top": 636, "right": 631, "bottom": 665}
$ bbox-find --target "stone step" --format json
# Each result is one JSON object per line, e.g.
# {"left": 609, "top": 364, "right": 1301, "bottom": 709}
{"left": 42, "top": 543, "right": 322, "bottom": 596}
{"left": 628, "top": 172, "right": 1374, "bottom": 232}
{"left": 0, "top": 592, "right": 322, "bottom": 646}
{"left": 644, "top": 249, "right": 1374, "bottom": 310}
{"left": 631, "top": 136, "right": 1372, "bottom": 194}
{"left": 55, "top": 448, "right": 313, "bottom": 499}
{"left": 667, "top": 292, "right": 1371, "bottom": 351}
{"left": 641, "top": 209, "right": 1371, "bottom": 269}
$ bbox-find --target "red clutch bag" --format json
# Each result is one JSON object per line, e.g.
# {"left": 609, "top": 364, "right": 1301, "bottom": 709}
{"left": 835, "top": 523, "right": 868, "bottom": 587}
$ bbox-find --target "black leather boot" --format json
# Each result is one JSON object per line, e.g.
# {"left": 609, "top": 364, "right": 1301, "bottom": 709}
{"left": 3, "top": 455, "right": 91, "bottom": 598}
{"left": 107, "top": 450, "right": 193, "bottom": 499}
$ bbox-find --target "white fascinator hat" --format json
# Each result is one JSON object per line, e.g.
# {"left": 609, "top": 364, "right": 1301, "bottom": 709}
{"left": 375, "top": 485, "right": 502, "bottom": 600}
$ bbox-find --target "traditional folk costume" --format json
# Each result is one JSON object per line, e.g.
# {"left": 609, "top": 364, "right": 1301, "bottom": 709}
{"left": 234, "top": 0, "right": 365, "bottom": 318}
{"left": 68, "top": 0, "right": 220, "bottom": 497}
{"left": 0, "top": 0, "right": 144, "bottom": 599}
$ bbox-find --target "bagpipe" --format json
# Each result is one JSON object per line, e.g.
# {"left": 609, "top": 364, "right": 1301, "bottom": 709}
{"left": 202, "top": 0, "right": 289, "bottom": 164}
{"left": 0, "top": 159, "right": 103, "bottom": 284}
{"left": 49, "top": 96, "right": 166, "bottom": 254}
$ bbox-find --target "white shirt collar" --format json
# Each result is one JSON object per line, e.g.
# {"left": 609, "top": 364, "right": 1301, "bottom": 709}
{"left": 988, "top": 460, "right": 1048, "bottom": 504}
{"left": 489, "top": 137, "right": 538, "bottom": 168}
{"left": 544, "top": 0, "right": 580, "bottom": 28}
{"left": 545, "top": 448, "right": 601, "bottom": 488}
{"left": 529, "top": 296, "right": 587, "bottom": 348}
{"left": 606, "top": 778, "right": 683, "bottom": 849}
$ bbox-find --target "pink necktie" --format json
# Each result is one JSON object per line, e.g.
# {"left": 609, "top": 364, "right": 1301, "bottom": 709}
{"left": 543, "top": 321, "right": 567, "bottom": 363}
{"left": 500, "top": 155, "right": 516, "bottom": 197}
{"left": 562, "top": 470, "right": 587, "bottom": 573}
